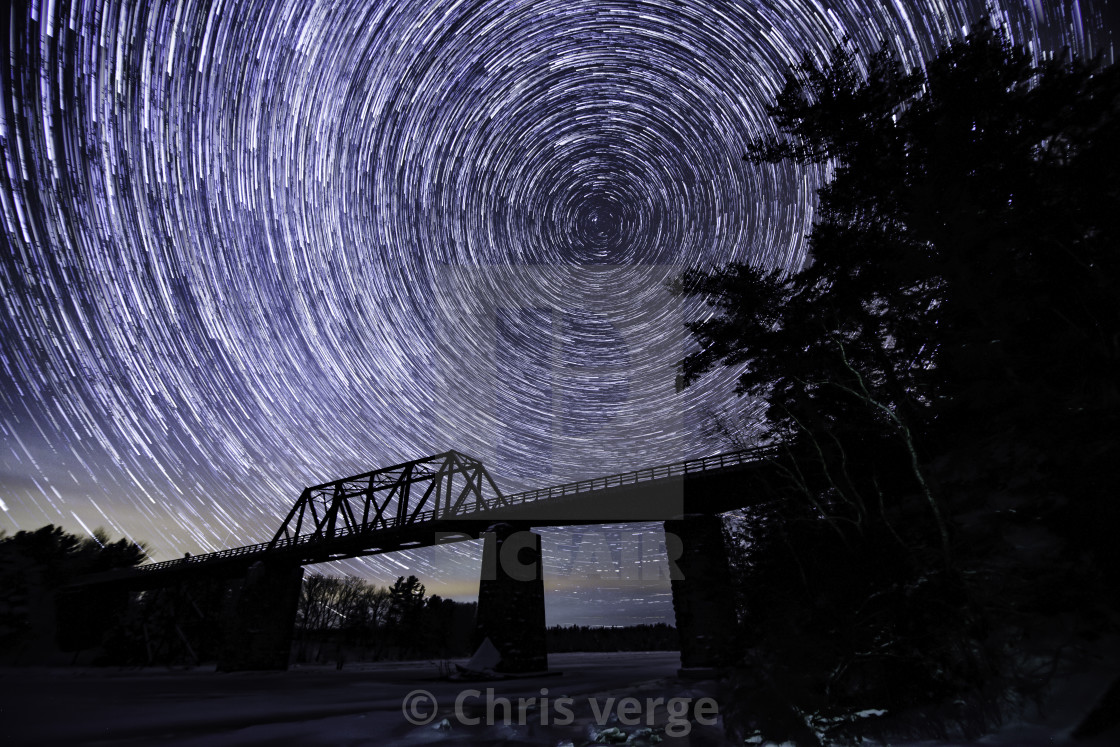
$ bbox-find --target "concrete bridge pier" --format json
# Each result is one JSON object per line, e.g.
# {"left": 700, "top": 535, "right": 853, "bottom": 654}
{"left": 475, "top": 523, "right": 548, "bottom": 673}
{"left": 217, "top": 560, "right": 304, "bottom": 672}
{"left": 664, "top": 514, "right": 739, "bottom": 675}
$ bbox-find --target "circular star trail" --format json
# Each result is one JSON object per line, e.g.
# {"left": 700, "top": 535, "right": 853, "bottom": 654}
{"left": 0, "top": 0, "right": 1111, "bottom": 622}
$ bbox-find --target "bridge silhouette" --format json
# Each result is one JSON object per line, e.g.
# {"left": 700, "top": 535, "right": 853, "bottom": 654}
{"left": 63, "top": 447, "right": 781, "bottom": 674}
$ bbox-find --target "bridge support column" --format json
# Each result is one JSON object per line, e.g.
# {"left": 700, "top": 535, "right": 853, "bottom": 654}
{"left": 217, "top": 561, "right": 303, "bottom": 672}
{"left": 476, "top": 523, "right": 547, "bottom": 673}
{"left": 664, "top": 514, "right": 738, "bottom": 674}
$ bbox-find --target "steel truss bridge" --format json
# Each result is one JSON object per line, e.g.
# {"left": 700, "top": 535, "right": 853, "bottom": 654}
{"left": 75, "top": 447, "right": 777, "bottom": 588}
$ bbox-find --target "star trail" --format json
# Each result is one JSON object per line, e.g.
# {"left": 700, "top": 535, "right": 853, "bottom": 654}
{"left": 0, "top": 0, "right": 1110, "bottom": 624}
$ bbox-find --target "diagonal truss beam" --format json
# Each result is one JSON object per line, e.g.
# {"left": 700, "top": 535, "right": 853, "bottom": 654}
{"left": 267, "top": 450, "right": 505, "bottom": 549}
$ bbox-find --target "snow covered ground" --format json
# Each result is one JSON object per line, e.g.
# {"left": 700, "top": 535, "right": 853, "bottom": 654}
{"left": 0, "top": 652, "right": 728, "bottom": 746}
{"left": 2, "top": 650, "right": 1116, "bottom": 746}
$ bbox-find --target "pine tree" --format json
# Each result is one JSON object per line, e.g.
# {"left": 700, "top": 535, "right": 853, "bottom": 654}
{"left": 679, "top": 21, "right": 1120, "bottom": 738}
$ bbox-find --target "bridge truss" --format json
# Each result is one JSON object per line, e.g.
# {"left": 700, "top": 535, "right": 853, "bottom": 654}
{"left": 266, "top": 450, "right": 505, "bottom": 550}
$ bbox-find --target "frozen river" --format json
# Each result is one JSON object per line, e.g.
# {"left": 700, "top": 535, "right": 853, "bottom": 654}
{"left": 1, "top": 651, "right": 731, "bottom": 746}
{"left": 5, "top": 649, "right": 1114, "bottom": 746}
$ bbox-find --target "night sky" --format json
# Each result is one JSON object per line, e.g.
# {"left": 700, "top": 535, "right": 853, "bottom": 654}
{"left": 0, "top": 0, "right": 1112, "bottom": 626}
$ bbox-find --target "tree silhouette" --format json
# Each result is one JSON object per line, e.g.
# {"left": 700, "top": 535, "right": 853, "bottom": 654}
{"left": 387, "top": 575, "right": 426, "bottom": 657}
{"left": 291, "top": 573, "right": 474, "bottom": 665}
{"left": 678, "top": 20, "right": 1120, "bottom": 740}
{"left": 679, "top": 20, "right": 1119, "bottom": 563}
{"left": 0, "top": 524, "right": 147, "bottom": 660}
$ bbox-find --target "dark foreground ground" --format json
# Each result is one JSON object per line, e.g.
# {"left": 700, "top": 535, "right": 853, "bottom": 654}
{"left": 1, "top": 650, "right": 1117, "bottom": 746}
{"left": 0, "top": 652, "right": 726, "bottom": 746}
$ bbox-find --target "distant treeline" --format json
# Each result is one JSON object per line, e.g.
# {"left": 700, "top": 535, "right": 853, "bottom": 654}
{"left": 546, "top": 623, "right": 678, "bottom": 653}
{"left": 292, "top": 574, "right": 476, "bottom": 666}
{"left": 295, "top": 576, "right": 680, "bottom": 664}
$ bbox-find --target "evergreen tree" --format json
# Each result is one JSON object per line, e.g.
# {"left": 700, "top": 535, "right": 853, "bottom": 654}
{"left": 678, "top": 21, "right": 1119, "bottom": 739}
{"left": 0, "top": 524, "right": 147, "bottom": 658}
{"left": 679, "top": 21, "right": 1119, "bottom": 563}
{"left": 387, "top": 575, "right": 426, "bottom": 656}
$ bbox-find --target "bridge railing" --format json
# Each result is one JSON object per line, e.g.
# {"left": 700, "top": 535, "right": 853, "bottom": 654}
{"left": 131, "top": 446, "right": 775, "bottom": 576}
{"left": 133, "top": 507, "right": 453, "bottom": 574}
{"left": 497, "top": 445, "right": 776, "bottom": 508}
